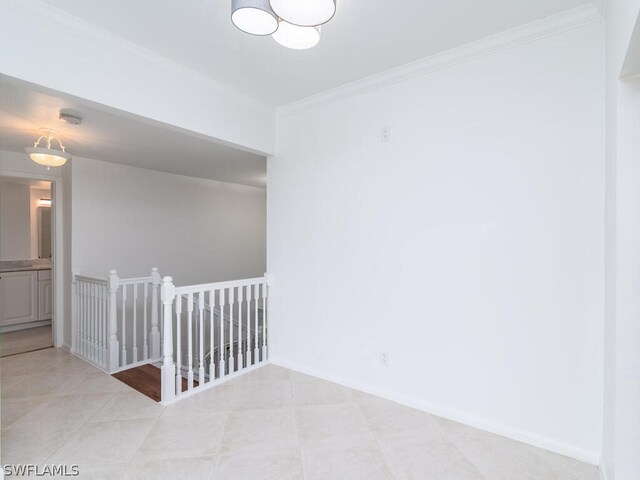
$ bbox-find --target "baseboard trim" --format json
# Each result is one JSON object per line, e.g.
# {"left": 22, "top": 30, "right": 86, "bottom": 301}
{"left": 0, "top": 320, "right": 52, "bottom": 333}
{"left": 271, "top": 357, "right": 600, "bottom": 465}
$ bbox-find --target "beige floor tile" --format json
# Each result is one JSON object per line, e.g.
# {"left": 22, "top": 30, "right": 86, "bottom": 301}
{"left": 220, "top": 407, "right": 298, "bottom": 453}
{"left": 47, "top": 418, "right": 155, "bottom": 466}
{"left": 0, "top": 326, "right": 53, "bottom": 357}
{"left": 356, "top": 393, "right": 445, "bottom": 439}
{"left": 1, "top": 396, "right": 47, "bottom": 428}
{"left": 133, "top": 413, "right": 227, "bottom": 462}
{"left": 230, "top": 364, "right": 291, "bottom": 385}
{"left": 71, "top": 463, "right": 128, "bottom": 480}
{"left": 215, "top": 448, "right": 303, "bottom": 480}
{"left": 8, "top": 393, "right": 112, "bottom": 430}
{"left": 54, "top": 371, "right": 129, "bottom": 396}
{"left": 233, "top": 380, "right": 293, "bottom": 410}
{"left": 122, "top": 456, "right": 216, "bottom": 480}
{"left": 295, "top": 403, "right": 373, "bottom": 447}
{"left": 436, "top": 417, "right": 596, "bottom": 480}
{"left": 1, "top": 423, "right": 78, "bottom": 464}
{"left": 291, "top": 378, "right": 352, "bottom": 406}
{"left": 378, "top": 435, "right": 486, "bottom": 480}
{"left": 301, "top": 440, "right": 394, "bottom": 480}
{"left": 90, "top": 391, "right": 164, "bottom": 422}
{"left": 162, "top": 384, "right": 236, "bottom": 417}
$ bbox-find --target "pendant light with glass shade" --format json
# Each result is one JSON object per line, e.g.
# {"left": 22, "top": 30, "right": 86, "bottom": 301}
{"left": 273, "top": 21, "right": 320, "bottom": 49}
{"left": 230, "top": 0, "right": 336, "bottom": 49}
{"left": 231, "top": 0, "right": 278, "bottom": 35}
{"left": 25, "top": 129, "right": 71, "bottom": 169}
{"left": 269, "top": 0, "right": 336, "bottom": 27}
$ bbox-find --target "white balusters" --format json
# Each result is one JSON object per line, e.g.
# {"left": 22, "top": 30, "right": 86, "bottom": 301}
{"left": 150, "top": 268, "right": 161, "bottom": 358}
{"left": 262, "top": 280, "right": 267, "bottom": 360}
{"left": 198, "top": 292, "right": 205, "bottom": 385}
{"left": 254, "top": 283, "right": 259, "bottom": 364}
{"left": 175, "top": 293, "right": 183, "bottom": 395}
{"left": 245, "top": 285, "right": 250, "bottom": 367}
{"left": 220, "top": 289, "right": 226, "bottom": 378}
{"left": 228, "top": 287, "right": 235, "bottom": 373}
{"left": 187, "top": 292, "right": 194, "bottom": 390}
{"left": 209, "top": 289, "right": 215, "bottom": 380}
{"left": 143, "top": 283, "right": 149, "bottom": 360}
{"left": 132, "top": 284, "right": 138, "bottom": 363}
{"left": 121, "top": 284, "right": 127, "bottom": 366}
{"left": 237, "top": 286, "right": 244, "bottom": 370}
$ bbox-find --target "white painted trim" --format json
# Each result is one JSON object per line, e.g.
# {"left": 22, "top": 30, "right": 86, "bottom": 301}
{"left": 599, "top": 457, "right": 609, "bottom": 480}
{"left": 0, "top": 320, "right": 51, "bottom": 333}
{"left": 62, "top": 343, "right": 71, "bottom": 353}
{"left": 278, "top": 4, "right": 603, "bottom": 117}
{"left": 271, "top": 357, "right": 600, "bottom": 465}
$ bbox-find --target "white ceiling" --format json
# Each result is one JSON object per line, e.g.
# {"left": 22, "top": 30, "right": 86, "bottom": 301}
{"left": 39, "top": 0, "right": 597, "bottom": 106}
{"left": 0, "top": 77, "right": 267, "bottom": 187}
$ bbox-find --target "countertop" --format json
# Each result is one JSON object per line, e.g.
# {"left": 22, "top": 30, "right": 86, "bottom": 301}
{"left": 0, "top": 259, "right": 53, "bottom": 273}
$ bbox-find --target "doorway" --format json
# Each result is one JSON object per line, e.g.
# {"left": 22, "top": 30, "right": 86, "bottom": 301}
{"left": 0, "top": 176, "right": 55, "bottom": 356}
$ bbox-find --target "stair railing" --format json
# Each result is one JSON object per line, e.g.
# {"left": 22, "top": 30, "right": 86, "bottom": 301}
{"left": 160, "top": 275, "right": 268, "bottom": 405}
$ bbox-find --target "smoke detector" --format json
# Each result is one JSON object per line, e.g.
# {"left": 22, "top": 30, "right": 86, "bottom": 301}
{"left": 59, "top": 110, "right": 82, "bottom": 125}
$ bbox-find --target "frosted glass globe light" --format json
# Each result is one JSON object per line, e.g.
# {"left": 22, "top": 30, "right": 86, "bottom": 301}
{"left": 272, "top": 20, "right": 320, "bottom": 50}
{"left": 232, "top": 0, "right": 279, "bottom": 35}
{"left": 269, "top": 0, "right": 336, "bottom": 27}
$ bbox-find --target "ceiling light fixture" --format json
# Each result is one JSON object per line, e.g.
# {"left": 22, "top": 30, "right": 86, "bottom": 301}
{"left": 231, "top": 0, "right": 278, "bottom": 35}
{"left": 230, "top": 0, "right": 335, "bottom": 49}
{"left": 25, "top": 129, "right": 71, "bottom": 169}
{"left": 272, "top": 21, "right": 320, "bottom": 50}
{"left": 269, "top": 0, "right": 336, "bottom": 27}
{"left": 38, "top": 198, "right": 52, "bottom": 207}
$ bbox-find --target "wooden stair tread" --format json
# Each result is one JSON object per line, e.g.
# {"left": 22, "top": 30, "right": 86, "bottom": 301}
{"left": 112, "top": 364, "right": 197, "bottom": 402}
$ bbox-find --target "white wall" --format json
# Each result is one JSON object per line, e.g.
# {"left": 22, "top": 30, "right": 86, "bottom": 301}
{"left": 268, "top": 22, "right": 605, "bottom": 462}
{"left": 602, "top": 0, "right": 640, "bottom": 478}
{"left": 0, "top": 180, "right": 31, "bottom": 261}
{"left": 71, "top": 157, "right": 266, "bottom": 286}
{"left": 0, "top": 0, "right": 275, "bottom": 156}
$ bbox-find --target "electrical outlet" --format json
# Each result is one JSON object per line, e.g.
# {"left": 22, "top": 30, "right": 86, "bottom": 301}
{"left": 379, "top": 351, "right": 390, "bottom": 367}
{"left": 381, "top": 126, "right": 391, "bottom": 143}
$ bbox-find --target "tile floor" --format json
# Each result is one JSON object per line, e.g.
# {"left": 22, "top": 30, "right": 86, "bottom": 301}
{"left": 0, "top": 348, "right": 599, "bottom": 479}
{"left": 1, "top": 326, "right": 53, "bottom": 357}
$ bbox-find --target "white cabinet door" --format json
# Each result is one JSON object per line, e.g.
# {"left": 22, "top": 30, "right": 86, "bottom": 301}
{"left": 0, "top": 271, "right": 38, "bottom": 326}
{"left": 38, "top": 279, "right": 53, "bottom": 320}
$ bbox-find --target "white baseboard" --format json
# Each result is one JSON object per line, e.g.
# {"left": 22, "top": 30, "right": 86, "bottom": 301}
{"left": 271, "top": 357, "right": 600, "bottom": 465}
{"left": 0, "top": 320, "right": 51, "bottom": 333}
{"left": 61, "top": 343, "right": 72, "bottom": 353}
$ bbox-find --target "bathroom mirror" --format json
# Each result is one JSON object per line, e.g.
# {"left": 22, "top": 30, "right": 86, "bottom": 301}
{"left": 38, "top": 206, "right": 52, "bottom": 258}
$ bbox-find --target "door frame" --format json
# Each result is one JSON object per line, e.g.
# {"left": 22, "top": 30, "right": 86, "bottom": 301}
{"left": 0, "top": 168, "right": 66, "bottom": 348}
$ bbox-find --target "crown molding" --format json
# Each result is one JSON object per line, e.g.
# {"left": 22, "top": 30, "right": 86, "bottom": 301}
{"left": 0, "top": 0, "right": 251, "bottom": 99}
{"left": 278, "top": 4, "right": 604, "bottom": 118}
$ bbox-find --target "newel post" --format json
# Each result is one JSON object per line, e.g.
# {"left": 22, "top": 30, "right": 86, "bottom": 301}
{"left": 149, "top": 267, "right": 161, "bottom": 359}
{"left": 107, "top": 270, "right": 120, "bottom": 373}
{"left": 160, "top": 276, "right": 176, "bottom": 404}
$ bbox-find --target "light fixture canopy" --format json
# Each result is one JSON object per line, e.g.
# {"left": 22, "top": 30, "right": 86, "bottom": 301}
{"left": 269, "top": 0, "right": 336, "bottom": 27}
{"left": 272, "top": 20, "right": 320, "bottom": 50}
{"left": 25, "top": 129, "right": 71, "bottom": 169}
{"left": 231, "top": 0, "right": 279, "bottom": 36}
